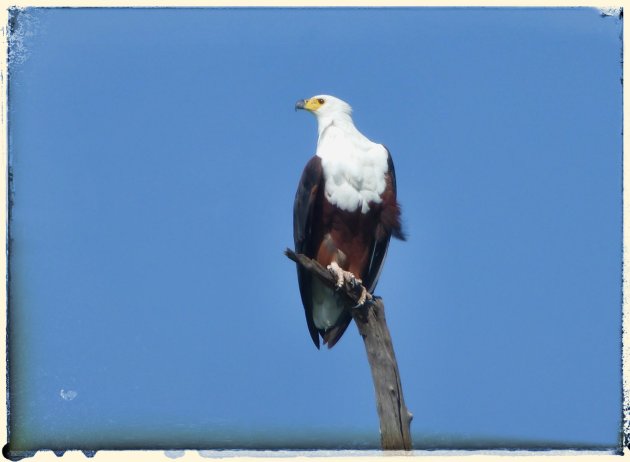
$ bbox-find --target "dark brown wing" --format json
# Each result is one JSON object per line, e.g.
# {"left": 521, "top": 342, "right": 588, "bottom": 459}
{"left": 363, "top": 148, "right": 406, "bottom": 293}
{"left": 293, "top": 156, "right": 323, "bottom": 349}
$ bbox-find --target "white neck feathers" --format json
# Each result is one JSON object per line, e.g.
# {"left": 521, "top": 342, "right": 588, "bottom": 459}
{"left": 314, "top": 114, "right": 389, "bottom": 214}
{"left": 316, "top": 112, "right": 360, "bottom": 139}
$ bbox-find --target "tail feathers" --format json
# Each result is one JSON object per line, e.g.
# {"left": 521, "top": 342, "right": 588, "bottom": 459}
{"left": 321, "top": 316, "right": 352, "bottom": 349}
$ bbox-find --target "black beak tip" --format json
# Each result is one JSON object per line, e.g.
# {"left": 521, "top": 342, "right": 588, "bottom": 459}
{"left": 295, "top": 99, "right": 306, "bottom": 111}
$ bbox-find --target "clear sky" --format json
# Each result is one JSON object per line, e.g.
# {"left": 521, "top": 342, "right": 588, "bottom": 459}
{"left": 8, "top": 7, "right": 622, "bottom": 451}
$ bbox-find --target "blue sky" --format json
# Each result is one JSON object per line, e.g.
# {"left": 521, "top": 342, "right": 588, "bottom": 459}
{"left": 8, "top": 7, "right": 622, "bottom": 450}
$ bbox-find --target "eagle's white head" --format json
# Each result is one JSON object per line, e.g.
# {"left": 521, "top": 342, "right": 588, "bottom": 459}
{"left": 295, "top": 94, "right": 361, "bottom": 141}
{"left": 295, "top": 94, "right": 353, "bottom": 119}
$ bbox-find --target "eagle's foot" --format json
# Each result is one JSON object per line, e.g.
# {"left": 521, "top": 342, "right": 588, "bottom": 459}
{"left": 326, "top": 262, "right": 370, "bottom": 307}
{"left": 327, "top": 262, "right": 363, "bottom": 290}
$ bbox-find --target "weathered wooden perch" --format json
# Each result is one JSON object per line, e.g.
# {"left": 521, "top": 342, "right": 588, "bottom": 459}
{"left": 284, "top": 249, "right": 413, "bottom": 451}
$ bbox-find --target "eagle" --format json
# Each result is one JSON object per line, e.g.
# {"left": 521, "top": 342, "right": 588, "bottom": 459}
{"left": 293, "top": 95, "right": 405, "bottom": 349}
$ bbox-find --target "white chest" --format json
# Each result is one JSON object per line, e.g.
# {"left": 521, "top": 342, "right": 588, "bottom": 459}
{"left": 316, "top": 126, "right": 389, "bottom": 214}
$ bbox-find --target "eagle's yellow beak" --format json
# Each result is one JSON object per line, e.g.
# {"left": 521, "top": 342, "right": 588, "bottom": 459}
{"left": 295, "top": 98, "right": 323, "bottom": 112}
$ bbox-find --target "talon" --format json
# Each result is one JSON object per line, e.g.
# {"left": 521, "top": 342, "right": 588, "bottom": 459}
{"left": 340, "top": 270, "right": 361, "bottom": 288}
{"left": 363, "top": 296, "right": 376, "bottom": 308}
{"left": 349, "top": 276, "right": 362, "bottom": 289}
{"left": 357, "top": 286, "right": 367, "bottom": 305}
{"left": 352, "top": 286, "right": 368, "bottom": 308}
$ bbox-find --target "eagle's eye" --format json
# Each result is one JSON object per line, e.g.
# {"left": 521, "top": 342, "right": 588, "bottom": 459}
{"left": 317, "top": 98, "right": 325, "bottom": 104}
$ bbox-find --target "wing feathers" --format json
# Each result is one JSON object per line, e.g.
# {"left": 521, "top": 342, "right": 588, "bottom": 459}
{"left": 293, "top": 156, "right": 324, "bottom": 348}
{"left": 363, "top": 148, "right": 405, "bottom": 293}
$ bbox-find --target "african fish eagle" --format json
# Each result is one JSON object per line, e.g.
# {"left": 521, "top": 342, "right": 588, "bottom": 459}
{"left": 293, "top": 95, "right": 405, "bottom": 349}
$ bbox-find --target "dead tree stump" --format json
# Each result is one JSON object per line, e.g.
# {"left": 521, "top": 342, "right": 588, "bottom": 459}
{"left": 285, "top": 249, "right": 413, "bottom": 451}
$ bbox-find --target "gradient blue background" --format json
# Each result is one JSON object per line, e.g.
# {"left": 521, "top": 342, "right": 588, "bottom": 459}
{"left": 8, "top": 7, "right": 622, "bottom": 451}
